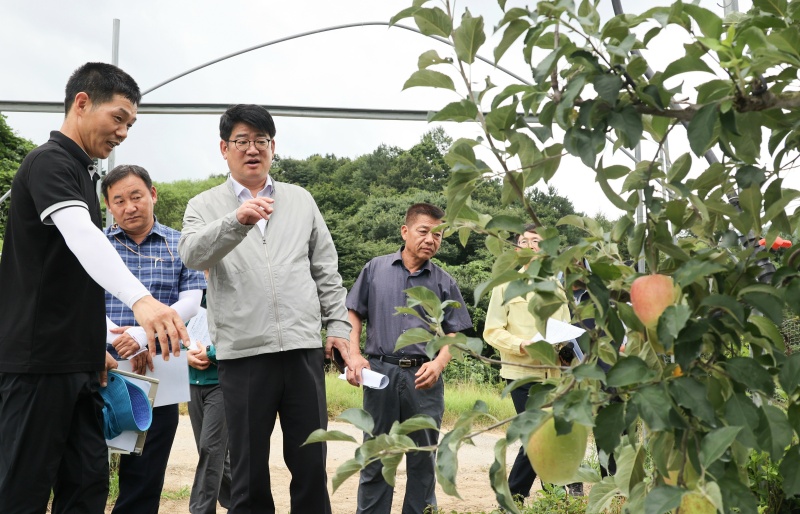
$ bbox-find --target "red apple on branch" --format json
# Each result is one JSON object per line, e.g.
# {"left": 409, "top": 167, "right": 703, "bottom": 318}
{"left": 630, "top": 274, "right": 676, "bottom": 328}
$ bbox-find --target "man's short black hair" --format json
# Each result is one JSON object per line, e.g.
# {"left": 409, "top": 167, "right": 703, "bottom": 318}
{"left": 102, "top": 164, "right": 153, "bottom": 200}
{"left": 405, "top": 203, "right": 445, "bottom": 226}
{"left": 64, "top": 62, "right": 141, "bottom": 115}
{"left": 219, "top": 104, "right": 277, "bottom": 141}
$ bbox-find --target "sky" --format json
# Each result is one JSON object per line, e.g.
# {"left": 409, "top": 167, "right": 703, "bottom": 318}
{"left": 1, "top": 0, "right": 758, "bottom": 218}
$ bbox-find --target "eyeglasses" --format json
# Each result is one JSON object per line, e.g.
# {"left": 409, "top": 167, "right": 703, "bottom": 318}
{"left": 227, "top": 138, "right": 272, "bottom": 152}
{"left": 519, "top": 238, "right": 541, "bottom": 247}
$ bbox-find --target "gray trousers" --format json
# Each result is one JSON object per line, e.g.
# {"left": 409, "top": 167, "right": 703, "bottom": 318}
{"left": 357, "top": 357, "right": 444, "bottom": 514}
{"left": 188, "top": 384, "right": 231, "bottom": 514}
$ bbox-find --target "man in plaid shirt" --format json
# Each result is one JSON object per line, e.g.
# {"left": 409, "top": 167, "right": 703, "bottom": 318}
{"left": 101, "top": 164, "right": 206, "bottom": 514}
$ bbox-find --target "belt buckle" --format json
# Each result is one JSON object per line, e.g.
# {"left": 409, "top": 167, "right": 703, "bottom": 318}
{"left": 398, "top": 358, "right": 413, "bottom": 368}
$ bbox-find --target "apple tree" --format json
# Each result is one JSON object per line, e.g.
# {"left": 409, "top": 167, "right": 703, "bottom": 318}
{"left": 308, "top": 1, "right": 800, "bottom": 512}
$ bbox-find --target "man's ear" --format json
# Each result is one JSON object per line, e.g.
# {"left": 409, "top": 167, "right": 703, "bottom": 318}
{"left": 72, "top": 92, "right": 90, "bottom": 114}
{"left": 401, "top": 225, "right": 409, "bottom": 241}
{"left": 220, "top": 139, "right": 228, "bottom": 159}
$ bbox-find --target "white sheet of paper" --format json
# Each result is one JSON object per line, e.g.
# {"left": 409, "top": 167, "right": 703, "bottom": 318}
{"left": 186, "top": 307, "right": 211, "bottom": 349}
{"left": 105, "top": 375, "right": 153, "bottom": 452}
{"left": 338, "top": 368, "right": 390, "bottom": 389}
{"left": 107, "top": 429, "right": 140, "bottom": 453}
{"left": 530, "top": 318, "right": 586, "bottom": 345}
{"left": 118, "top": 351, "right": 190, "bottom": 407}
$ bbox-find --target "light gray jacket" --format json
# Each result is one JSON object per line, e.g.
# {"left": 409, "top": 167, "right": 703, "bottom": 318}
{"left": 178, "top": 178, "right": 350, "bottom": 360}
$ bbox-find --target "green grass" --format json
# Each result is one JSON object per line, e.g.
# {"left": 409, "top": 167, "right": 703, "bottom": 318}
{"left": 161, "top": 486, "right": 191, "bottom": 500}
{"left": 325, "top": 371, "right": 516, "bottom": 429}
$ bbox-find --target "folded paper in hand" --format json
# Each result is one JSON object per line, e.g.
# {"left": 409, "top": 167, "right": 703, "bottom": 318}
{"left": 338, "top": 368, "right": 390, "bottom": 389}
{"left": 531, "top": 319, "right": 586, "bottom": 361}
{"left": 530, "top": 318, "right": 586, "bottom": 345}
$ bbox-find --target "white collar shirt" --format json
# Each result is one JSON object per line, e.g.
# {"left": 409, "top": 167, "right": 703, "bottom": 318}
{"left": 228, "top": 174, "right": 274, "bottom": 235}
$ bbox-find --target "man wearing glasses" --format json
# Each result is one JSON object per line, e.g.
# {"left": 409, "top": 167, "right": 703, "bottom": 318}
{"left": 101, "top": 164, "right": 206, "bottom": 514}
{"left": 483, "top": 224, "right": 583, "bottom": 498}
{"left": 179, "top": 104, "right": 353, "bottom": 514}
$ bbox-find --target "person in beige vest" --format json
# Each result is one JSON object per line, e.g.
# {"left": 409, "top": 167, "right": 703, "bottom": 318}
{"left": 483, "top": 224, "right": 582, "bottom": 497}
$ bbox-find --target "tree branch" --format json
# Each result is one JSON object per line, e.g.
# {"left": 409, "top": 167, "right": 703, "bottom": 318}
{"left": 631, "top": 90, "right": 800, "bottom": 122}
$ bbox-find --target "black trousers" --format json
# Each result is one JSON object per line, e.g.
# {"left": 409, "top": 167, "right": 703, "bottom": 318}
{"left": 218, "top": 348, "right": 331, "bottom": 514}
{"left": 0, "top": 372, "right": 109, "bottom": 514}
{"left": 111, "top": 403, "right": 180, "bottom": 514}
{"left": 508, "top": 380, "right": 538, "bottom": 497}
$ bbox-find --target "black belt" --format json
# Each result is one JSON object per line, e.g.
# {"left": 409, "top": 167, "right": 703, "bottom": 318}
{"left": 371, "top": 355, "right": 430, "bottom": 368}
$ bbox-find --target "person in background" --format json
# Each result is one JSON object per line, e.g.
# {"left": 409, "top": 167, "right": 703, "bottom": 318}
{"left": 345, "top": 203, "right": 473, "bottom": 514}
{"left": 483, "top": 225, "right": 583, "bottom": 498}
{"left": 186, "top": 273, "right": 232, "bottom": 514}
{"left": 0, "top": 62, "right": 189, "bottom": 514}
{"left": 101, "top": 164, "right": 206, "bottom": 514}
{"left": 179, "top": 104, "right": 353, "bottom": 514}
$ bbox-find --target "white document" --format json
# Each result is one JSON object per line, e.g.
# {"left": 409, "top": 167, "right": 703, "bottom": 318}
{"left": 531, "top": 318, "right": 586, "bottom": 345}
{"left": 186, "top": 307, "right": 211, "bottom": 348}
{"left": 338, "top": 368, "right": 390, "bottom": 390}
{"left": 107, "top": 429, "right": 140, "bottom": 454}
{"left": 117, "top": 351, "right": 190, "bottom": 407}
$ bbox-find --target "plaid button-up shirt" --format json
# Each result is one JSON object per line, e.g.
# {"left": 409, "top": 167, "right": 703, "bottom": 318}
{"left": 104, "top": 218, "right": 206, "bottom": 357}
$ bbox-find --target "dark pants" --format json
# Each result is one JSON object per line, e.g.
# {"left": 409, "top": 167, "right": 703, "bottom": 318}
{"left": 189, "top": 384, "right": 231, "bottom": 514}
{"left": 0, "top": 372, "right": 109, "bottom": 514}
{"left": 357, "top": 357, "right": 444, "bottom": 514}
{"left": 112, "top": 403, "right": 180, "bottom": 514}
{"left": 218, "top": 348, "right": 331, "bottom": 514}
{"left": 508, "top": 380, "right": 538, "bottom": 497}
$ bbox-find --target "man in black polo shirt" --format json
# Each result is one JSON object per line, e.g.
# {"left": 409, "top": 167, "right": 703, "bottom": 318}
{"left": 0, "top": 62, "right": 190, "bottom": 514}
{"left": 344, "top": 203, "right": 473, "bottom": 514}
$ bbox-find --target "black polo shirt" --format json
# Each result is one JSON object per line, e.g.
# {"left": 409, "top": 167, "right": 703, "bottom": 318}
{"left": 0, "top": 131, "right": 106, "bottom": 373}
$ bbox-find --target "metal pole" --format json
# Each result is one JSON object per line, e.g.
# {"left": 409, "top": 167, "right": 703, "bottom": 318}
{"left": 723, "top": 0, "right": 740, "bottom": 15}
{"left": 635, "top": 144, "right": 646, "bottom": 273}
{"left": 105, "top": 19, "right": 120, "bottom": 228}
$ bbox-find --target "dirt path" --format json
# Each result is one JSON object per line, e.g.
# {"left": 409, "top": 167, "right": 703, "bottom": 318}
{"left": 143, "top": 415, "right": 520, "bottom": 514}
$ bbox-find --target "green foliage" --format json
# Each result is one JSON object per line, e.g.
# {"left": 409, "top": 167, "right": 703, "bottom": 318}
{"left": 153, "top": 175, "right": 226, "bottom": 230}
{"left": 0, "top": 113, "right": 36, "bottom": 239}
{"left": 307, "top": 1, "right": 800, "bottom": 513}
{"left": 427, "top": 483, "right": 610, "bottom": 514}
{"left": 746, "top": 450, "right": 800, "bottom": 514}
{"left": 108, "top": 453, "right": 120, "bottom": 503}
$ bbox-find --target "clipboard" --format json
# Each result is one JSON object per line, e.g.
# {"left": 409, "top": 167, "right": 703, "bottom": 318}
{"left": 105, "top": 369, "right": 159, "bottom": 456}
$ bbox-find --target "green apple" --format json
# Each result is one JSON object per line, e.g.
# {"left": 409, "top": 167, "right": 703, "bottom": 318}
{"left": 526, "top": 414, "right": 588, "bottom": 486}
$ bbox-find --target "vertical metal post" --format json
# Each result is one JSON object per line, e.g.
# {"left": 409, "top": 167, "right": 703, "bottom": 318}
{"left": 105, "top": 19, "right": 121, "bottom": 228}
{"left": 722, "top": 0, "right": 739, "bottom": 16}
{"left": 635, "top": 144, "right": 646, "bottom": 273}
